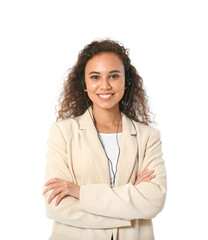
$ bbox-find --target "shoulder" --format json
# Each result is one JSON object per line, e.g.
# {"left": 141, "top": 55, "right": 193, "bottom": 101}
{"left": 56, "top": 116, "right": 79, "bottom": 129}
{"left": 130, "top": 118, "right": 161, "bottom": 141}
{"left": 50, "top": 116, "right": 80, "bottom": 140}
{"left": 131, "top": 118, "right": 156, "bottom": 133}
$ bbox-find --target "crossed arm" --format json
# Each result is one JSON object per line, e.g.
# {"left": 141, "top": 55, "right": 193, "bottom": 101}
{"left": 42, "top": 122, "right": 166, "bottom": 228}
{"left": 43, "top": 168, "right": 156, "bottom": 205}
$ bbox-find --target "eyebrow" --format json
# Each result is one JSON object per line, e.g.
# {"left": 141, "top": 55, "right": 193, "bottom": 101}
{"left": 89, "top": 70, "right": 121, "bottom": 75}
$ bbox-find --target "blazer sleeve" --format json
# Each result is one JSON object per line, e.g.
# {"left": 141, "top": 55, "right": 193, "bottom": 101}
{"left": 42, "top": 122, "right": 131, "bottom": 229}
{"left": 78, "top": 128, "right": 167, "bottom": 221}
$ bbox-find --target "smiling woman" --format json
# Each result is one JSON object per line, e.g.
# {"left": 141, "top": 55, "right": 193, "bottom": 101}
{"left": 42, "top": 39, "right": 167, "bottom": 240}
{"left": 55, "top": 39, "right": 155, "bottom": 125}
{"left": 83, "top": 52, "right": 126, "bottom": 123}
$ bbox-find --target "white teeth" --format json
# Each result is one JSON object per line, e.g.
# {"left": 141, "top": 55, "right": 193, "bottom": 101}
{"left": 99, "top": 94, "right": 112, "bottom": 98}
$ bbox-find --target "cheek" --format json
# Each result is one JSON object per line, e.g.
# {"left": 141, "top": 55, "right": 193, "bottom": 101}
{"left": 116, "top": 82, "right": 125, "bottom": 95}
{"left": 86, "top": 80, "right": 98, "bottom": 91}
{"left": 116, "top": 89, "right": 125, "bottom": 99}
{"left": 86, "top": 82, "right": 98, "bottom": 100}
{"left": 90, "top": 83, "right": 98, "bottom": 90}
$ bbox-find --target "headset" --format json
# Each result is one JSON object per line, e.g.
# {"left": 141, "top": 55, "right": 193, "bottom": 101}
{"left": 80, "top": 74, "right": 133, "bottom": 186}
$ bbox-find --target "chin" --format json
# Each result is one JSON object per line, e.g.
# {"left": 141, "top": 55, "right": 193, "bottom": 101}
{"left": 93, "top": 102, "right": 120, "bottom": 111}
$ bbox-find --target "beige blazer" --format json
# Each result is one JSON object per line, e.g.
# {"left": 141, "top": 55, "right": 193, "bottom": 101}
{"left": 43, "top": 106, "right": 167, "bottom": 240}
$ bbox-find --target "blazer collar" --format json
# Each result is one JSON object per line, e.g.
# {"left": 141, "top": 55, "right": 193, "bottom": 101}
{"left": 79, "top": 105, "right": 137, "bottom": 135}
{"left": 78, "top": 106, "right": 138, "bottom": 186}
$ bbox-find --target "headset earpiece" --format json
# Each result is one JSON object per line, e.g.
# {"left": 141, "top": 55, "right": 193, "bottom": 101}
{"left": 127, "top": 77, "right": 133, "bottom": 86}
{"left": 123, "top": 76, "right": 133, "bottom": 109}
{"left": 125, "top": 71, "right": 133, "bottom": 87}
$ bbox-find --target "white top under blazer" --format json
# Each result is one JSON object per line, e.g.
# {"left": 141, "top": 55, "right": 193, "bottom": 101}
{"left": 98, "top": 132, "right": 122, "bottom": 186}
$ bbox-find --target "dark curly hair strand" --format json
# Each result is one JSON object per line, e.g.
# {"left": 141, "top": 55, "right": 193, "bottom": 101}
{"left": 55, "top": 39, "right": 157, "bottom": 126}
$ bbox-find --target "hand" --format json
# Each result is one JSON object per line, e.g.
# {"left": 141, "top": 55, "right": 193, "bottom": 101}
{"left": 42, "top": 178, "right": 80, "bottom": 206}
{"left": 133, "top": 169, "right": 156, "bottom": 185}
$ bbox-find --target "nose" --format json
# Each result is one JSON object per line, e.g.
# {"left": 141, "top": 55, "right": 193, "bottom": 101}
{"left": 100, "top": 77, "right": 112, "bottom": 90}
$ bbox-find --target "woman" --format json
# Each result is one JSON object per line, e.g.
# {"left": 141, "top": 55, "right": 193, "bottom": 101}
{"left": 42, "top": 39, "right": 167, "bottom": 240}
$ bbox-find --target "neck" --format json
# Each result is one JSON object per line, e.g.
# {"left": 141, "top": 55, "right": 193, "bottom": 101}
{"left": 92, "top": 105, "right": 122, "bottom": 129}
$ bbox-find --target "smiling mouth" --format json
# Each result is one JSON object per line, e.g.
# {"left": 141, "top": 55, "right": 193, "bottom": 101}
{"left": 98, "top": 93, "right": 114, "bottom": 100}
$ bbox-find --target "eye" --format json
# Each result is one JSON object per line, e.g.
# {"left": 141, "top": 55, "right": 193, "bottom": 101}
{"left": 110, "top": 74, "right": 120, "bottom": 79}
{"left": 91, "top": 75, "right": 100, "bottom": 80}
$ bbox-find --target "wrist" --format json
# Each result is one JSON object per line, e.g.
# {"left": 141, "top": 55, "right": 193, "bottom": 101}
{"left": 76, "top": 186, "right": 80, "bottom": 199}
{"left": 71, "top": 185, "right": 80, "bottom": 199}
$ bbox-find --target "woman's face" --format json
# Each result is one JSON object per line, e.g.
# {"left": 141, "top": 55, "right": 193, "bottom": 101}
{"left": 84, "top": 52, "right": 126, "bottom": 111}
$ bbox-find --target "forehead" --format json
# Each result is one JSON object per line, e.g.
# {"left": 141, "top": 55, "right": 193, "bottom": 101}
{"left": 85, "top": 52, "right": 124, "bottom": 72}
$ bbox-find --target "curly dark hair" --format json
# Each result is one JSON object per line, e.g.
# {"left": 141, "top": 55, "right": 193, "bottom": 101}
{"left": 55, "top": 39, "right": 157, "bottom": 126}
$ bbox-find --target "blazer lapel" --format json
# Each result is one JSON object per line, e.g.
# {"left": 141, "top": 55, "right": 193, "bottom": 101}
{"left": 78, "top": 106, "right": 138, "bottom": 186}
{"left": 114, "top": 113, "right": 138, "bottom": 186}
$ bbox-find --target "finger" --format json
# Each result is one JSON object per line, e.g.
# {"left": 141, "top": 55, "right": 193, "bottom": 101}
{"left": 47, "top": 188, "right": 62, "bottom": 204}
{"left": 135, "top": 173, "right": 154, "bottom": 184}
{"left": 55, "top": 191, "right": 68, "bottom": 206}
{"left": 134, "top": 173, "right": 156, "bottom": 185}
{"left": 134, "top": 168, "right": 155, "bottom": 185}
{"left": 147, "top": 175, "right": 156, "bottom": 182}
{"left": 45, "top": 178, "right": 61, "bottom": 186}
{"left": 142, "top": 169, "right": 155, "bottom": 177}
{"left": 150, "top": 174, "right": 156, "bottom": 180}
{"left": 42, "top": 183, "right": 63, "bottom": 195}
{"left": 139, "top": 168, "right": 149, "bottom": 176}
{"left": 137, "top": 170, "right": 155, "bottom": 180}
{"left": 137, "top": 173, "right": 155, "bottom": 184}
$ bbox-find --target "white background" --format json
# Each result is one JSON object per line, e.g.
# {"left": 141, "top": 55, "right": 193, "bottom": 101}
{"left": 0, "top": 0, "right": 208, "bottom": 239}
